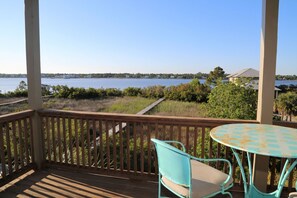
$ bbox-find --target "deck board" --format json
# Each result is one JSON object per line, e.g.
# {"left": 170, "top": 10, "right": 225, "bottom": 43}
{"left": 0, "top": 169, "right": 158, "bottom": 198}
{"left": 0, "top": 168, "right": 247, "bottom": 198}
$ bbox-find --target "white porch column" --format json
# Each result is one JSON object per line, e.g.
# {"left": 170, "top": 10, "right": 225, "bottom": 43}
{"left": 254, "top": 0, "right": 279, "bottom": 191}
{"left": 25, "top": 0, "right": 43, "bottom": 168}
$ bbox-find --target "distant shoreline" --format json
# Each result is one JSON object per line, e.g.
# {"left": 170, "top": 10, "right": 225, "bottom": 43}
{"left": 0, "top": 73, "right": 296, "bottom": 80}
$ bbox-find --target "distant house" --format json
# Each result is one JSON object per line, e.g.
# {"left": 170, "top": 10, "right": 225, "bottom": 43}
{"left": 227, "top": 68, "right": 280, "bottom": 98}
{"left": 227, "top": 68, "right": 259, "bottom": 83}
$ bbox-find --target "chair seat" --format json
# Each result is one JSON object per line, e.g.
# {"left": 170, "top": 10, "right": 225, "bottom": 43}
{"left": 289, "top": 192, "right": 297, "bottom": 198}
{"left": 162, "top": 159, "right": 233, "bottom": 197}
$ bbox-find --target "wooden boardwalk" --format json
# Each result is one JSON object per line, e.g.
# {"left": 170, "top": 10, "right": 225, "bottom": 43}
{"left": 107, "top": 97, "right": 165, "bottom": 136}
{"left": 92, "top": 97, "right": 165, "bottom": 147}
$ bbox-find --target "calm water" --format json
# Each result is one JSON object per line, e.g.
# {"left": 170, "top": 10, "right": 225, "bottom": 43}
{"left": 0, "top": 78, "right": 193, "bottom": 93}
{"left": 0, "top": 78, "right": 296, "bottom": 93}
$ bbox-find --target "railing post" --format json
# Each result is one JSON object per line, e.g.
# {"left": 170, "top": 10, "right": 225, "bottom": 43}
{"left": 25, "top": 0, "right": 43, "bottom": 168}
{"left": 255, "top": 0, "right": 279, "bottom": 191}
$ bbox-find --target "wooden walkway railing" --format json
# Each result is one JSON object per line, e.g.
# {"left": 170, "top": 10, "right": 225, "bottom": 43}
{"left": 0, "top": 110, "right": 35, "bottom": 184}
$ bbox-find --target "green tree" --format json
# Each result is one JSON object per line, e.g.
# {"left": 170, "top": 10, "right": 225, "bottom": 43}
{"left": 275, "top": 92, "right": 297, "bottom": 121}
{"left": 206, "top": 66, "right": 225, "bottom": 85}
{"left": 207, "top": 82, "right": 257, "bottom": 119}
{"left": 16, "top": 81, "right": 27, "bottom": 91}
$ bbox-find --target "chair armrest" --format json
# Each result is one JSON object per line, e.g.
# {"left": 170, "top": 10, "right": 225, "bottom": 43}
{"left": 162, "top": 140, "right": 186, "bottom": 152}
{"left": 190, "top": 156, "right": 233, "bottom": 188}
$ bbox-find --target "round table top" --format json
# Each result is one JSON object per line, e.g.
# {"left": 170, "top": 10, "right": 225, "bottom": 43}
{"left": 210, "top": 123, "right": 297, "bottom": 158}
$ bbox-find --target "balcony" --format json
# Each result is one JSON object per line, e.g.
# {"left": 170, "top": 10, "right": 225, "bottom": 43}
{"left": 0, "top": 109, "right": 296, "bottom": 197}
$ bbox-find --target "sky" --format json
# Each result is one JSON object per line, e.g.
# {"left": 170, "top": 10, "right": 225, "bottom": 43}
{"left": 0, "top": 0, "right": 296, "bottom": 75}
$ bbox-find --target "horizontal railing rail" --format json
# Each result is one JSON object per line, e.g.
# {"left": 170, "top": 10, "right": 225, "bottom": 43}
{"left": 0, "top": 110, "right": 35, "bottom": 184}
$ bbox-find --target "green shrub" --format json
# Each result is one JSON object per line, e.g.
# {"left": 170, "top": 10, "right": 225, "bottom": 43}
{"left": 207, "top": 82, "right": 257, "bottom": 119}
{"left": 123, "top": 87, "right": 142, "bottom": 96}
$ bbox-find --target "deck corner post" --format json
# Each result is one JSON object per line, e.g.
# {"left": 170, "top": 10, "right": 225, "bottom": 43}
{"left": 254, "top": 0, "right": 279, "bottom": 191}
{"left": 25, "top": 0, "right": 43, "bottom": 168}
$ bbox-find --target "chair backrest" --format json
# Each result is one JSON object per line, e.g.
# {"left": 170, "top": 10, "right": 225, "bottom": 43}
{"left": 151, "top": 139, "right": 191, "bottom": 187}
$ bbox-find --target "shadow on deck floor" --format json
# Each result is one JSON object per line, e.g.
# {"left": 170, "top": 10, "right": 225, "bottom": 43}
{"left": 0, "top": 168, "right": 244, "bottom": 198}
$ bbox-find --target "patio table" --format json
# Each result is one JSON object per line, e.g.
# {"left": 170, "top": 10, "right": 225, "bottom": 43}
{"left": 210, "top": 123, "right": 297, "bottom": 198}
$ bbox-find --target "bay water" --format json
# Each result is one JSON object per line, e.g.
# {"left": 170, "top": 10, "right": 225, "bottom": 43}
{"left": 0, "top": 78, "right": 296, "bottom": 93}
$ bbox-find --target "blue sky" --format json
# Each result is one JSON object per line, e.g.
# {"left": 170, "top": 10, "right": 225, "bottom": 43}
{"left": 0, "top": 0, "right": 296, "bottom": 75}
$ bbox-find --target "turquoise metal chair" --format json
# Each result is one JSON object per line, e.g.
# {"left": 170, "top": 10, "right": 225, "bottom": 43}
{"left": 151, "top": 138, "right": 233, "bottom": 198}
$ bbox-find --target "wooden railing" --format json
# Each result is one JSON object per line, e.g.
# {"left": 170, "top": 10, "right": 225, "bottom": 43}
{"left": 38, "top": 109, "right": 258, "bottom": 182}
{"left": 0, "top": 110, "right": 35, "bottom": 184}
{"left": 1, "top": 109, "right": 296, "bottom": 193}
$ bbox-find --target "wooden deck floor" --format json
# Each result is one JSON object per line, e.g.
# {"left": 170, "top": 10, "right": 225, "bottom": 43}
{"left": 0, "top": 168, "right": 245, "bottom": 198}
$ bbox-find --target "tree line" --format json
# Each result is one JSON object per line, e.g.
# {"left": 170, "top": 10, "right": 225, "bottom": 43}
{"left": 0, "top": 73, "right": 210, "bottom": 79}
{"left": 1, "top": 72, "right": 297, "bottom": 80}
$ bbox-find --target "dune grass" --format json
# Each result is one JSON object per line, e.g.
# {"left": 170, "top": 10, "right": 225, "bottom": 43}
{"left": 149, "top": 100, "right": 208, "bottom": 117}
{"left": 103, "top": 97, "right": 156, "bottom": 114}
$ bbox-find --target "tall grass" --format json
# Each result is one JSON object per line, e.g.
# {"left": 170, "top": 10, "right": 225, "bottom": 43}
{"left": 103, "top": 97, "right": 156, "bottom": 114}
{"left": 149, "top": 100, "right": 208, "bottom": 117}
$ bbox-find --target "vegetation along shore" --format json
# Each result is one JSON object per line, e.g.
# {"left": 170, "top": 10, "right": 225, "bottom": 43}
{"left": 1, "top": 67, "right": 296, "bottom": 122}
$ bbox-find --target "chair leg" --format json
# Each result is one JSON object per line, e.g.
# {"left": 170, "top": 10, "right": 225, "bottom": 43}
{"left": 222, "top": 191, "right": 232, "bottom": 198}
{"left": 158, "top": 174, "right": 161, "bottom": 198}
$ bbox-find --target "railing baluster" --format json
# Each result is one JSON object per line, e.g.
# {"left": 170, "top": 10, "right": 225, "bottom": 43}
{"left": 193, "top": 127, "right": 198, "bottom": 157}
{"left": 209, "top": 136, "right": 213, "bottom": 161}
{"left": 17, "top": 119, "right": 24, "bottom": 168}
{"left": 224, "top": 147, "right": 229, "bottom": 173}
{"left": 75, "top": 118, "right": 79, "bottom": 166}
{"left": 12, "top": 121, "right": 18, "bottom": 171}
{"left": 112, "top": 120, "right": 116, "bottom": 171}
{"left": 148, "top": 123, "right": 152, "bottom": 175}
{"left": 57, "top": 117, "right": 62, "bottom": 163}
{"left": 127, "top": 122, "right": 130, "bottom": 172}
{"left": 92, "top": 120, "right": 97, "bottom": 168}
{"left": 69, "top": 118, "right": 74, "bottom": 165}
{"left": 81, "top": 119, "right": 85, "bottom": 167}
{"left": 140, "top": 123, "right": 144, "bottom": 175}
{"left": 51, "top": 117, "right": 56, "bottom": 163}
{"left": 29, "top": 117, "right": 34, "bottom": 163}
{"left": 86, "top": 119, "right": 91, "bottom": 168}
{"left": 5, "top": 122, "right": 12, "bottom": 174}
{"left": 24, "top": 117, "right": 29, "bottom": 165}
{"left": 46, "top": 117, "right": 51, "bottom": 162}
{"left": 99, "top": 120, "right": 103, "bottom": 169}
{"left": 62, "top": 117, "right": 67, "bottom": 164}
{"left": 106, "top": 121, "right": 110, "bottom": 170}
{"left": 186, "top": 126, "right": 189, "bottom": 153}
{"left": 169, "top": 125, "right": 173, "bottom": 140}
{"left": 201, "top": 127, "right": 205, "bottom": 158}
{"left": 162, "top": 124, "right": 166, "bottom": 140}
{"left": 178, "top": 125, "right": 181, "bottom": 143}
{"left": 288, "top": 167, "right": 293, "bottom": 192}
{"left": 0, "top": 124, "right": 6, "bottom": 178}
{"left": 133, "top": 122, "right": 137, "bottom": 173}
{"left": 239, "top": 152, "right": 245, "bottom": 185}
{"left": 119, "top": 122, "right": 123, "bottom": 172}
{"left": 269, "top": 157, "right": 276, "bottom": 189}
{"left": 216, "top": 142, "right": 221, "bottom": 169}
